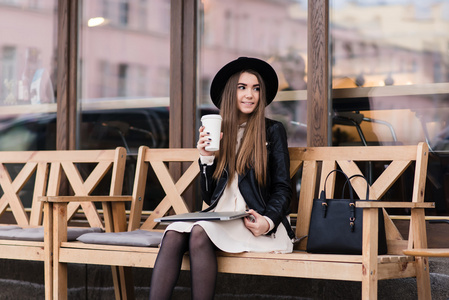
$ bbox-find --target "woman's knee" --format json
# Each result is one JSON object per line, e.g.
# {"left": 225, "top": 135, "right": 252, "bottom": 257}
{"left": 160, "top": 230, "right": 189, "bottom": 253}
{"left": 189, "top": 225, "right": 212, "bottom": 250}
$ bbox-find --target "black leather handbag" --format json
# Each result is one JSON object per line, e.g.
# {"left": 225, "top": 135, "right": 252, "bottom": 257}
{"left": 306, "top": 169, "right": 388, "bottom": 255}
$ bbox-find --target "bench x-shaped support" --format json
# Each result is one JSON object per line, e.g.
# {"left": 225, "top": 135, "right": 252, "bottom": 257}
{"left": 0, "top": 162, "right": 47, "bottom": 227}
{"left": 46, "top": 161, "right": 114, "bottom": 228}
{"left": 141, "top": 149, "right": 200, "bottom": 230}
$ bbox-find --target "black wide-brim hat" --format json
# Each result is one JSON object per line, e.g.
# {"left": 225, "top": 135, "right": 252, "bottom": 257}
{"left": 210, "top": 57, "right": 279, "bottom": 108}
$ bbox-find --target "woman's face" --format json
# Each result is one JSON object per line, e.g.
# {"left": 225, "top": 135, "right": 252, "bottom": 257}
{"left": 236, "top": 72, "right": 260, "bottom": 123}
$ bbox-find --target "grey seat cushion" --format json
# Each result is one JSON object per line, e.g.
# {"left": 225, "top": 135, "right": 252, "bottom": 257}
{"left": 77, "top": 229, "right": 163, "bottom": 247}
{"left": 0, "top": 227, "right": 103, "bottom": 241}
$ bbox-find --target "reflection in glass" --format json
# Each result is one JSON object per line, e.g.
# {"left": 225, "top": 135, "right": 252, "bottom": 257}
{"left": 331, "top": 0, "right": 449, "bottom": 215}
{"left": 332, "top": 0, "right": 449, "bottom": 88}
{"left": 331, "top": 0, "right": 449, "bottom": 147}
{"left": 79, "top": 0, "right": 170, "bottom": 154}
{"left": 78, "top": 0, "right": 171, "bottom": 210}
{"left": 198, "top": 0, "right": 308, "bottom": 146}
{"left": 0, "top": 1, "right": 57, "bottom": 151}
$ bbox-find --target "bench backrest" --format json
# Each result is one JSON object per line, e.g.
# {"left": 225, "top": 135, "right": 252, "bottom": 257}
{"left": 291, "top": 143, "right": 428, "bottom": 253}
{"left": 128, "top": 147, "right": 200, "bottom": 231}
{"left": 0, "top": 148, "right": 127, "bottom": 229}
{"left": 129, "top": 143, "right": 428, "bottom": 255}
{"left": 128, "top": 146, "right": 306, "bottom": 231}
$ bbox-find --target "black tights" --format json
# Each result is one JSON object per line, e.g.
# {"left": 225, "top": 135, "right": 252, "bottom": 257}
{"left": 149, "top": 226, "right": 218, "bottom": 300}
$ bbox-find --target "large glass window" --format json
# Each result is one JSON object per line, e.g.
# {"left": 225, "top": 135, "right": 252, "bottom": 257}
{"left": 78, "top": 0, "right": 170, "bottom": 208}
{"left": 330, "top": 0, "right": 449, "bottom": 216}
{"left": 198, "top": 0, "right": 308, "bottom": 147}
{"left": 79, "top": 0, "right": 170, "bottom": 155}
{"left": 0, "top": 0, "right": 57, "bottom": 151}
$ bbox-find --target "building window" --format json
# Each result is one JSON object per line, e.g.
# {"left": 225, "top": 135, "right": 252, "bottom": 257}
{"left": 117, "top": 63, "right": 128, "bottom": 97}
{"left": 1, "top": 46, "right": 16, "bottom": 102}
{"left": 118, "top": 0, "right": 129, "bottom": 26}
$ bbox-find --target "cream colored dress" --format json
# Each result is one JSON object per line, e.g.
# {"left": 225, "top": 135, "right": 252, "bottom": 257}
{"left": 165, "top": 126, "right": 293, "bottom": 254}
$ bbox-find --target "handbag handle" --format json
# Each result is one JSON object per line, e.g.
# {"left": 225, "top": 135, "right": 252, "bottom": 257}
{"left": 319, "top": 170, "right": 354, "bottom": 219}
{"left": 321, "top": 169, "right": 354, "bottom": 202}
{"left": 342, "top": 174, "right": 370, "bottom": 201}
{"left": 320, "top": 170, "right": 370, "bottom": 232}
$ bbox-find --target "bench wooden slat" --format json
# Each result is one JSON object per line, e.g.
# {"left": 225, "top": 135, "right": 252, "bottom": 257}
{"left": 61, "top": 241, "right": 162, "bottom": 253}
{"left": 0, "top": 244, "right": 45, "bottom": 260}
{"left": 39, "top": 196, "right": 133, "bottom": 202}
{"left": 220, "top": 251, "right": 415, "bottom": 264}
{"left": 403, "top": 248, "right": 449, "bottom": 257}
{"left": 296, "top": 160, "right": 319, "bottom": 249}
{"left": 356, "top": 202, "right": 435, "bottom": 208}
{"left": 301, "top": 145, "right": 423, "bottom": 161}
{"left": 57, "top": 244, "right": 415, "bottom": 282}
{"left": 0, "top": 240, "right": 44, "bottom": 246}
{"left": 56, "top": 245, "right": 420, "bottom": 283}
{"left": 30, "top": 162, "right": 49, "bottom": 226}
{"left": 59, "top": 247, "right": 162, "bottom": 268}
{"left": 217, "top": 257, "right": 363, "bottom": 280}
{"left": 58, "top": 240, "right": 415, "bottom": 265}
{"left": 143, "top": 148, "right": 199, "bottom": 161}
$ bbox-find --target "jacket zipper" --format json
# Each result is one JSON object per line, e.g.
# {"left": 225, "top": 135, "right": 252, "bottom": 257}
{"left": 202, "top": 165, "right": 209, "bottom": 192}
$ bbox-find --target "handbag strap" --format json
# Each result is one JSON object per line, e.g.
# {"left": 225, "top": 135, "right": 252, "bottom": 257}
{"left": 342, "top": 173, "right": 370, "bottom": 232}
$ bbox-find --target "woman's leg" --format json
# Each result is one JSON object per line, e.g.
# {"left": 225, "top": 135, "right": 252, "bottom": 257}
{"left": 149, "top": 230, "right": 189, "bottom": 300}
{"left": 189, "top": 225, "right": 218, "bottom": 300}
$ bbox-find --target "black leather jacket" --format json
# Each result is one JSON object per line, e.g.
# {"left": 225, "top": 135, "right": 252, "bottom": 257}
{"left": 199, "top": 118, "right": 295, "bottom": 239}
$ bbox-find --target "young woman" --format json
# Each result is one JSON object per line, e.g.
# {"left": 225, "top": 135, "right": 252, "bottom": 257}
{"left": 150, "top": 57, "right": 294, "bottom": 300}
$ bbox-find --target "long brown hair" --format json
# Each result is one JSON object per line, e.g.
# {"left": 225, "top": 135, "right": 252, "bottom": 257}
{"left": 213, "top": 70, "right": 267, "bottom": 186}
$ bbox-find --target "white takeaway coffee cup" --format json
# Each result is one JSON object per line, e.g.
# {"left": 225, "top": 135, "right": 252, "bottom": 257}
{"left": 201, "top": 114, "right": 222, "bottom": 152}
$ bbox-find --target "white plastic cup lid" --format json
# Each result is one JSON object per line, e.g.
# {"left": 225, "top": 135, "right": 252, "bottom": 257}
{"left": 201, "top": 114, "right": 222, "bottom": 121}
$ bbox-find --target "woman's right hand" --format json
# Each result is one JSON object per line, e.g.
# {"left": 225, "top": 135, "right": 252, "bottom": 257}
{"left": 197, "top": 126, "right": 216, "bottom": 156}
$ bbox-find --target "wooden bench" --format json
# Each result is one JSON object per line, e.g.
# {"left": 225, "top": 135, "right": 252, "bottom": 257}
{"left": 42, "top": 143, "right": 434, "bottom": 299}
{"left": 0, "top": 147, "right": 127, "bottom": 300}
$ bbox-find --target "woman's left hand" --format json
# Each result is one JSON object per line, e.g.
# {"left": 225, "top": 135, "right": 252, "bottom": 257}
{"left": 243, "top": 209, "right": 270, "bottom": 237}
